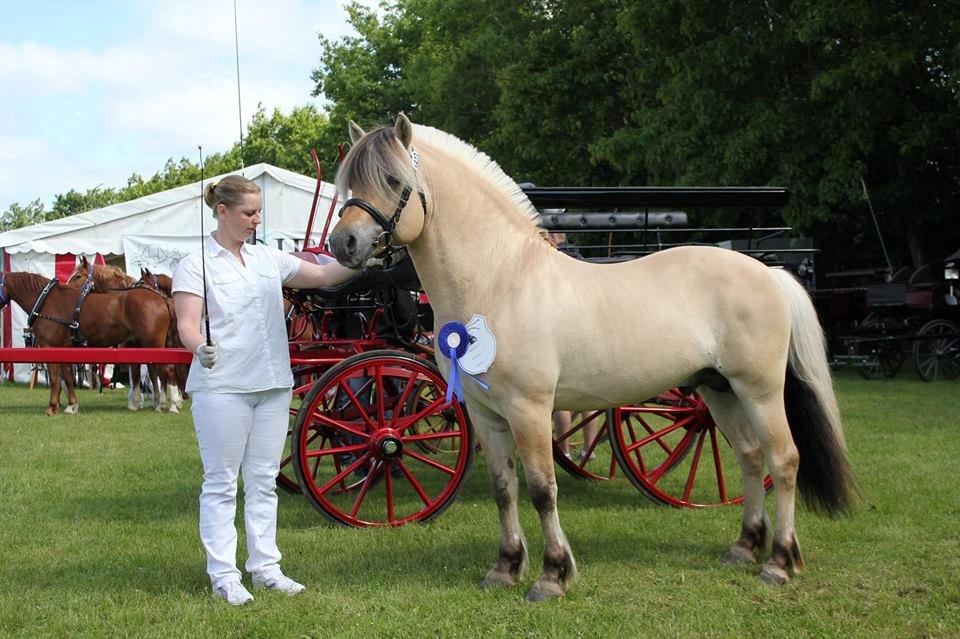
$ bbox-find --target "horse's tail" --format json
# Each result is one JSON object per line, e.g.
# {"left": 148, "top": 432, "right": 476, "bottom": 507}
{"left": 772, "top": 269, "right": 858, "bottom": 517}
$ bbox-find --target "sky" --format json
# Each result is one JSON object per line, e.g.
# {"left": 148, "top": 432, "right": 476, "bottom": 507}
{"left": 0, "top": 0, "right": 369, "bottom": 212}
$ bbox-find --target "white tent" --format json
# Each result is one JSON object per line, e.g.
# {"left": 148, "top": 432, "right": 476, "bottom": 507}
{"left": 1, "top": 163, "right": 339, "bottom": 382}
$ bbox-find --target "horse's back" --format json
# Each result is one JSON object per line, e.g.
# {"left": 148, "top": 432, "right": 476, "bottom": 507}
{"left": 544, "top": 246, "right": 793, "bottom": 407}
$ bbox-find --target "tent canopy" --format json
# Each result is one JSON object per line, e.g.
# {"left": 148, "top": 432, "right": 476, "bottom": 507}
{"left": 0, "top": 163, "right": 337, "bottom": 255}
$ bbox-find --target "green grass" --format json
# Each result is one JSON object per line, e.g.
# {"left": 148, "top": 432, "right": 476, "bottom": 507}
{"left": 1, "top": 372, "right": 958, "bottom": 639}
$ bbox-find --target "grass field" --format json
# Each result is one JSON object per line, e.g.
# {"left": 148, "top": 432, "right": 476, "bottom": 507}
{"left": 0, "top": 372, "right": 958, "bottom": 638}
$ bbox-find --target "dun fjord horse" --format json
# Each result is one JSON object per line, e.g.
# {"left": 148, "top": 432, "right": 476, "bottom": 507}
{"left": 2, "top": 271, "right": 176, "bottom": 415}
{"left": 66, "top": 258, "right": 184, "bottom": 412}
{"left": 329, "top": 115, "right": 857, "bottom": 601}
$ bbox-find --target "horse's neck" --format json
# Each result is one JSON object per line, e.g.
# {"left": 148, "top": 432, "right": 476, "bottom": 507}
{"left": 408, "top": 183, "right": 549, "bottom": 319}
{"left": 6, "top": 275, "right": 46, "bottom": 310}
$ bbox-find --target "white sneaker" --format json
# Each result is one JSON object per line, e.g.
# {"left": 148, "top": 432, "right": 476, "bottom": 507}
{"left": 252, "top": 572, "right": 305, "bottom": 596}
{"left": 212, "top": 581, "right": 254, "bottom": 605}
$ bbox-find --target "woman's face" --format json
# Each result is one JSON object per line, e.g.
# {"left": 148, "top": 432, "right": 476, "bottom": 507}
{"left": 216, "top": 192, "right": 262, "bottom": 244}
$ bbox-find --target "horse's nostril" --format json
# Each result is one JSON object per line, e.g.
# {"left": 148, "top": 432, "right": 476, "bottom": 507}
{"left": 345, "top": 234, "right": 358, "bottom": 255}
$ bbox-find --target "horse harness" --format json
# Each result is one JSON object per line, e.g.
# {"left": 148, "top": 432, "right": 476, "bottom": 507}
{"left": 339, "top": 146, "right": 427, "bottom": 264}
{"left": 26, "top": 268, "right": 96, "bottom": 347}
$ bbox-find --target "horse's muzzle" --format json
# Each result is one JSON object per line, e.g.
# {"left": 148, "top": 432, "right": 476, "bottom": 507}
{"left": 329, "top": 227, "right": 369, "bottom": 268}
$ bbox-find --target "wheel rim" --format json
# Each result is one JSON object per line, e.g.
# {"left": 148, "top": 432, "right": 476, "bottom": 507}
{"left": 913, "top": 320, "right": 960, "bottom": 382}
{"left": 552, "top": 410, "right": 617, "bottom": 480}
{"left": 608, "top": 389, "right": 773, "bottom": 508}
{"left": 293, "top": 352, "right": 473, "bottom": 527}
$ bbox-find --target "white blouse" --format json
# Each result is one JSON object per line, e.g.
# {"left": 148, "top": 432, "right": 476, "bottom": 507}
{"left": 172, "top": 235, "right": 303, "bottom": 393}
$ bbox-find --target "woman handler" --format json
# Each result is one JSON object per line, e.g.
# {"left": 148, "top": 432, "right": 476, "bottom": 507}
{"left": 173, "top": 175, "right": 357, "bottom": 605}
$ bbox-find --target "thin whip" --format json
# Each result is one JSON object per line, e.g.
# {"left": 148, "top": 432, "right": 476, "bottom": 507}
{"left": 860, "top": 178, "right": 893, "bottom": 277}
{"left": 199, "top": 146, "right": 212, "bottom": 346}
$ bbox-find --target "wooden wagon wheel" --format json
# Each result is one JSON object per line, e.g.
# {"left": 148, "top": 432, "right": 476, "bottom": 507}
{"left": 912, "top": 319, "right": 960, "bottom": 382}
{"left": 292, "top": 350, "right": 473, "bottom": 527}
{"left": 856, "top": 314, "right": 904, "bottom": 380}
{"left": 607, "top": 388, "right": 773, "bottom": 508}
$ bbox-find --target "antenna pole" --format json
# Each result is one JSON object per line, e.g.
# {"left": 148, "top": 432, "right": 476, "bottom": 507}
{"left": 233, "top": 0, "right": 244, "bottom": 168}
{"left": 860, "top": 178, "right": 893, "bottom": 277}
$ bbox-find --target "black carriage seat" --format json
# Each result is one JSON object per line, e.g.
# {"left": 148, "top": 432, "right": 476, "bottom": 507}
{"left": 889, "top": 266, "right": 914, "bottom": 283}
{"left": 288, "top": 249, "right": 421, "bottom": 298}
{"left": 906, "top": 263, "right": 939, "bottom": 309}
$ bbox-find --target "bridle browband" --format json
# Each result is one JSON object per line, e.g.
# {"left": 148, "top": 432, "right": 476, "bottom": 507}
{"left": 338, "top": 146, "right": 426, "bottom": 260}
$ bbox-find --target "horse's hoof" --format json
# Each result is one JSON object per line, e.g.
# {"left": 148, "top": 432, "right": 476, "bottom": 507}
{"left": 524, "top": 580, "right": 564, "bottom": 602}
{"left": 478, "top": 571, "right": 518, "bottom": 590}
{"left": 63, "top": 404, "right": 79, "bottom": 415}
{"left": 760, "top": 564, "right": 790, "bottom": 585}
{"left": 723, "top": 545, "right": 756, "bottom": 565}
{"left": 126, "top": 404, "right": 139, "bottom": 412}
{"left": 169, "top": 405, "right": 179, "bottom": 414}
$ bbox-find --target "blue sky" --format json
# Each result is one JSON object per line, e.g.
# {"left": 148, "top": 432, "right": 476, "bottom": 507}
{"left": 0, "top": 0, "right": 366, "bottom": 212}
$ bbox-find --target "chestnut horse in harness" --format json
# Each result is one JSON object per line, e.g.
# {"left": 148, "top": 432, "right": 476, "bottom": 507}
{"left": 329, "top": 115, "right": 857, "bottom": 601}
{"left": 65, "top": 257, "right": 184, "bottom": 412}
{"left": 1, "top": 270, "right": 177, "bottom": 415}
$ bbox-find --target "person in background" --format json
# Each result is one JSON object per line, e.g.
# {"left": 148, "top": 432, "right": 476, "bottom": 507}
{"left": 173, "top": 175, "right": 358, "bottom": 605}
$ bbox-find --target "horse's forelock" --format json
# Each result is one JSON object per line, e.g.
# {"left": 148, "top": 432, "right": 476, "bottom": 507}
{"left": 337, "top": 127, "right": 417, "bottom": 205}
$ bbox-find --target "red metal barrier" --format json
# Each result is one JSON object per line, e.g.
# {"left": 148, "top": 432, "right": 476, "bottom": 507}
{"left": 0, "top": 347, "right": 352, "bottom": 367}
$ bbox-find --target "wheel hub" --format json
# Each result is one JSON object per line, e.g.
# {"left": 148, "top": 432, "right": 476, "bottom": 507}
{"left": 372, "top": 429, "right": 403, "bottom": 459}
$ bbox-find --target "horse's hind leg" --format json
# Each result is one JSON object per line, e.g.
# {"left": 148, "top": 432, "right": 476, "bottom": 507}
{"left": 471, "top": 403, "right": 529, "bottom": 590}
{"left": 507, "top": 400, "right": 577, "bottom": 602}
{"left": 147, "top": 365, "right": 164, "bottom": 412}
{"left": 46, "top": 364, "right": 62, "bottom": 415}
{"left": 699, "top": 388, "right": 771, "bottom": 565}
{"left": 730, "top": 382, "right": 804, "bottom": 585}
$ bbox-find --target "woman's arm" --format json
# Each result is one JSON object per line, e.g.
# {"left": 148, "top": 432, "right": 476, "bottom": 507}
{"left": 173, "top": 292, "right": 208, "bottom": 353}
{"left": 284, "top": 259, "right": 359, "bottom": 290}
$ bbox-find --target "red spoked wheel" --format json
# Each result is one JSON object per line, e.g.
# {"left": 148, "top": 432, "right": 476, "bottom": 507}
{"left": 552, "top": 410, "right": 618, "bottom": 480}
{"left": 608, "top": 388, "right": 772, "bottom": 508}
{"left": 292, "top": 350, "right": 473, "bottom": 527}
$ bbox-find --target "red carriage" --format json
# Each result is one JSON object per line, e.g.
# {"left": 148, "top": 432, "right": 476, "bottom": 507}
{"left": 0, "top": 178, "right": 801, "bottom": 525}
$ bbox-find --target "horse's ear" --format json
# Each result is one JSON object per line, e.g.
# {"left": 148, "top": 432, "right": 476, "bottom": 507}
{"left": 80, "top": 256, "right": 89, "bottom": 268}
{"left": 394, "top": 112, "right": 413, "bottom": 149}
{"left": 348, "top": 121, "right": 365, "bottom": 145}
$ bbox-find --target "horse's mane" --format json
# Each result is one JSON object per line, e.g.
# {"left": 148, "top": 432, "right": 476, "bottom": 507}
{"left": 337, "top": 123, "right": 539, "bottom": 227}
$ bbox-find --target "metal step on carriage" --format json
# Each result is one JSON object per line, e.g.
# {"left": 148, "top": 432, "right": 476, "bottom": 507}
{"left": 0, "top": 176, "right": 806, "bottom": 526}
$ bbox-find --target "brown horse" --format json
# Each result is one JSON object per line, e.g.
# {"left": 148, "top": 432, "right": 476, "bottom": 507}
{"left": 1, "top": 271, "right": 176, "bottom": 415}
{"left": 66, "top": 257, "right": 185, "bottom": 412}
{"left": 137, "top": 268, "right": 173, "bottom": 297}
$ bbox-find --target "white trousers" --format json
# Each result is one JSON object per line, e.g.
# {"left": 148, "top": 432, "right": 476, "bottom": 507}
{"left": 191, "top": 388, "right": 292, "bottom": 588}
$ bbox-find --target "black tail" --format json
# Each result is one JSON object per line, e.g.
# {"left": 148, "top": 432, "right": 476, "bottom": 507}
{"left": 784, "top": 365, "right": 859, "bottom": 517}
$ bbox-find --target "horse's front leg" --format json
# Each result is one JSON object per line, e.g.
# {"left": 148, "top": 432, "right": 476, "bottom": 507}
{"left": 127, "top": 365, "right": 143, "bottom": 411}
{"left": 470, "top": 403, "right": 529, "bottom": 590}
{"left": 508, "top": 400, "right": 577, "bottom": 602}
{"left": 45, "top": 364, "right": 62, "bottom": 415}
{"left": 62, "top": 364, "right": 79, "bottom": 414}
{"left": 147, "top": 364, "right": 164, "bottom": 412}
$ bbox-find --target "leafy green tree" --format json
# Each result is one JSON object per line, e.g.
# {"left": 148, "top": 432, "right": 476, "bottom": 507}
{"left": 0, "top": 199, "right": 47, "bottom": 233}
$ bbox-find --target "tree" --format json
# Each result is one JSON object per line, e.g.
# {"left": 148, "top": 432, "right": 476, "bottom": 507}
{"left": 0, "top": 199, "right": 47, "bottom": 232}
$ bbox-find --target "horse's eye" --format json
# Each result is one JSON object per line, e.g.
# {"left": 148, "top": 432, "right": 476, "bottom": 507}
{"left": 386, "top": 176, "right": 400, "bottom": 188}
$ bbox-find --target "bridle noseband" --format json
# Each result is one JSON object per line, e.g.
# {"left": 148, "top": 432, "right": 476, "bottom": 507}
{"left": 0, "top": 273, "right": 9, "bottom": 309}
{"left": 338, "top": 147, "right": 426, "bottom": 260}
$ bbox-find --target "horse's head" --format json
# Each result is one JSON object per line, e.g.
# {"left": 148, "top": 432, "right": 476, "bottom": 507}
{"left": 66, "top": 256, "right": 91, "bottom": 288}
{"left": 330, "top": 113, "right": 427, "bottom": 268}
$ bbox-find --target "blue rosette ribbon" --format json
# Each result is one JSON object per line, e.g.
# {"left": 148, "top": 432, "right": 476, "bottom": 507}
{"left": 437, "top": 320, "right": 489, "bottom": 403}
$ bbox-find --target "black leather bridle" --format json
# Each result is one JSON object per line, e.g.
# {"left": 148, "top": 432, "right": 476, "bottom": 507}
{"left": 339, "top": 186, "right": 427, "bottom": 260}
{"left": 338, "top": 147, "right": 426, "bottom": 261}
{"left": 0, "top": 273, "right": 9, "bottom": 309}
